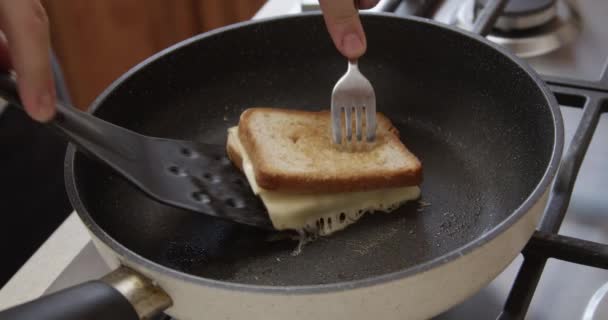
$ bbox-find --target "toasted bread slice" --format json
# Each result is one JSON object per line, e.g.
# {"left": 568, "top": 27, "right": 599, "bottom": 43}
{"left": 235, "top": 108, "right": 422, "bottom": 193}
{"left": 227, "top": 125, "right": 421, "bottom": 235}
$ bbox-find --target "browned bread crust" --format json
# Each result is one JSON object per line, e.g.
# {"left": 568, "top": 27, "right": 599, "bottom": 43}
{"left": 233, "top": 108, "right": 422, "bottom": 193}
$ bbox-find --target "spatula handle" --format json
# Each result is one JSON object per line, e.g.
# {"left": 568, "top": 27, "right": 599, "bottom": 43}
{"left": 0, "top": 73, "right": 25, "bottom": 111}
{"left": 0, "top": 73, "right": 133, "bottom": 160}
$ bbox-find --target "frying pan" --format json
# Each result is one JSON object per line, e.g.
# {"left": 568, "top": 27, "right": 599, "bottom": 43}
{"left": 0, "top": 6, "right": 563, "bottom": 320}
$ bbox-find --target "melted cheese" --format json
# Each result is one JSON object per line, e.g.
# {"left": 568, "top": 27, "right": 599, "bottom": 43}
{"left": 229, "top": 127, "right": 421, "bottom": 234}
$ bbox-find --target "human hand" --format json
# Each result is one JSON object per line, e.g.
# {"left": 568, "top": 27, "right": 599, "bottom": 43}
{"left": 318, "top": 0, "right": 380, "bottom": 59}
{"left": 0, "top": 0, "right": 55, "bottom": 122}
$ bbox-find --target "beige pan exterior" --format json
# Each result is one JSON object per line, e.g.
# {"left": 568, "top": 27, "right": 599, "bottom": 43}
{"left": 89, "top": 189, "right": 548, "bottom": 320}
{"left": 66, "top": 13, "right": 564, "bottom": 320}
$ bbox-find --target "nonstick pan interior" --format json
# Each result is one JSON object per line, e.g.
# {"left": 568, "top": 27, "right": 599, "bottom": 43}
{"left": 70, "top": 14, "right": 556, "bottom": 286}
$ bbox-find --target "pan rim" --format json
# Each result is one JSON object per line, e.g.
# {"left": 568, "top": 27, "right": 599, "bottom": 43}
{"left": 64, "top": 12, "right": 564, "bottom": 294}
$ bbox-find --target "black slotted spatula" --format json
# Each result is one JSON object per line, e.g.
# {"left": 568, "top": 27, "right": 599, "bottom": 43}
{"left": 0, "top": 74, "right": 273, "bottom": 229}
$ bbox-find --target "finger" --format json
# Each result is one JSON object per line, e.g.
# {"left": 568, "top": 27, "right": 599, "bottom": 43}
{"left": 0, "top": 0, "right": 55, "bottom": 122}
{"left": 358, "top": 0, "right": 380, "bottom": 9}
{"left": 319, "top": 0, "right": 367, "bottom": 59}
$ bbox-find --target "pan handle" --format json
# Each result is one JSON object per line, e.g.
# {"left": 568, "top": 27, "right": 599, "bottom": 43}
{"left": 0, "top": 281, "right": 138, "bottom": 320}
{"left": 471, "top": 0, "right": 509, "bottom": 36}
{"left": 0, "top": 267, "right": 172, "bottom": 320}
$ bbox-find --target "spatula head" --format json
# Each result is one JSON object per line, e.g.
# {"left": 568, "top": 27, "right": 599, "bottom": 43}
{"left": 105, "top": 137, "right": 273, "bottom": 229}
{"left": 175, "top": 142, "right": 273, "bottom": 229}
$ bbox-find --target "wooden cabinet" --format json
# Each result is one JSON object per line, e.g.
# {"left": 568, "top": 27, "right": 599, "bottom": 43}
{"left": 43, "top": 0, "right": 265, "bottom": 109}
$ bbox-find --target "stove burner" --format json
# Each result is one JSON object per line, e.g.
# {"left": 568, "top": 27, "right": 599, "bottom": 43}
{"left": 455, "top": 0, "right": 580, "bottom": 58}
{"left": 478, "top": 0, "right": 558, "bottom": 31}
{"left": 482, "top": 0, "right": 556, "bottom": 15}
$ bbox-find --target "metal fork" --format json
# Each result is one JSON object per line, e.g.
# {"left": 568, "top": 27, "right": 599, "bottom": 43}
{"left": 331, "top": 60, "right": 377, "bottom": 144}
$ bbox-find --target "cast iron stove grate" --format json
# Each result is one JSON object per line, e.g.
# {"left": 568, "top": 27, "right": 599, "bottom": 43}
{"left": 496, "top": 74, "right": 608, "bottom": 319}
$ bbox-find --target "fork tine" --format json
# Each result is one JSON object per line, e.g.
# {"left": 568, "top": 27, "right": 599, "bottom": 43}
{"left": 331, "top": 103, "right": 342, "bottom": 144}
{"left": 344, "top": 106, "right": 353, "bottom": 142}
{"left": 355, "top": 106, "right": 363, "bottom": 141}
{"left": 365, "top": 101, "right": 377, "bottom": 142}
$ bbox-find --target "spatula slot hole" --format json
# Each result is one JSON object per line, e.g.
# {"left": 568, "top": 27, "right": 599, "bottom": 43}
{"left": 167, "top": 165, "right": 183, "bottom": 176}
{"left": 225, "top": 198, "right": 242, "bottom": 208}
{"left": 181, "top": 147, "right": 194, "bottom": 157}
{"left": 202, "top": 173, "right": 221, "bottom": 183}
{"left": 192, "top": 192, "right": 210, "bottom": 204}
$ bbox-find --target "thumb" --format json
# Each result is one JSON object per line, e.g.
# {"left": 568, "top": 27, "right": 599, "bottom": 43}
{"left": 319, "top": 0, "right": 367, "bottom": 59}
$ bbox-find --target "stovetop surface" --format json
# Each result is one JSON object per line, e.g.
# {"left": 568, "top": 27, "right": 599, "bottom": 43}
{"left": 431, "top": 0, "right": 608, "bottom": 86}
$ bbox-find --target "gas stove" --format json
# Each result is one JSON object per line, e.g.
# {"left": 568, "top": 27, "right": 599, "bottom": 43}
{"left": 295, "top": 3, "right": 608, "bottom": 319}
{"left": 1, "top": 1, "right": 606, "bottom": 319}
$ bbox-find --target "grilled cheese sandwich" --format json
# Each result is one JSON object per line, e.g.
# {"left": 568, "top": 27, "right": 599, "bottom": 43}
{"left": 226, "top": 108, "right": 423, "bottom": 237}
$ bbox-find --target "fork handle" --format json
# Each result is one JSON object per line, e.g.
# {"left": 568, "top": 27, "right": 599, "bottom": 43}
{"left": 348, "top": 59, "right": 358, "bottom": 69}
{"left": 0, "top": 73, "right": 134, "bottom": 160}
